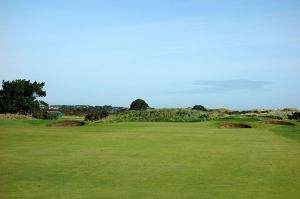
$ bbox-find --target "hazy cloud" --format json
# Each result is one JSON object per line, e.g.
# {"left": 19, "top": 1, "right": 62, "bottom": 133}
{"left": 182, "top": 80, "right": 272, "bottom": 93}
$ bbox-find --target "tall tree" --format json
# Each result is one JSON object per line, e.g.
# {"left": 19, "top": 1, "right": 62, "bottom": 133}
{"left": 0, "top": 79, "right": 47, "bottom": 114}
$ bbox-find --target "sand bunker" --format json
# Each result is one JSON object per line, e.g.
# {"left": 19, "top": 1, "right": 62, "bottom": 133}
{"left": 220, "top": 123, "right": 252, "bottom": 128}
{"left": 47, "top": 121, "right": 85, "bottom": 127}
{"left": 265, "top": 121, "right": 294, "bottom": 126}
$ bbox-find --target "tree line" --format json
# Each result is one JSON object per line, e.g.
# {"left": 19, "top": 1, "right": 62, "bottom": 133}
{"left": 0, "top": 79, "right": 211, "bottom": 119}
{"left": 4, "top": 79, "right": 297, "bottom": 122}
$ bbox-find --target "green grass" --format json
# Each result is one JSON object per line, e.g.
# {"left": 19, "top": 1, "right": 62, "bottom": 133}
{"left": 0, "top": 119, "right": 300, "bottom": 199}
{"left": 272, "top": 125, "right": 300, "bottom": 143}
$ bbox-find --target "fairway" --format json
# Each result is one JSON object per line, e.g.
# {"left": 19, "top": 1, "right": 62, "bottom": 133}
{"left": 0, "top": 119, "right": 300, "bottom": 199}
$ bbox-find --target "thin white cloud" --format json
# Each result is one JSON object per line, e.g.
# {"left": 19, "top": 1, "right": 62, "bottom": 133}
{"left": 171, "top": 80, "right": 272, "bottom": 94}
{"left": 193, "top": 80, "right": 272, "bottom": 93}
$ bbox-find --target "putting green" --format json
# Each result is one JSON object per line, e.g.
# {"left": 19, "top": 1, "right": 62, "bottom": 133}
{"left": 0, "top": 119, "right": 299, "bottom": 199}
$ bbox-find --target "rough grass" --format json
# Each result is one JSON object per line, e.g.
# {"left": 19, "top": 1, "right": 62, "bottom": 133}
{"left": 0, "top": 113, "right": 33, "bottom": 119}
{"left": 105, "top": 109, "right": 221, "bottom": 122}
{"left": 0, "top": 119, "right": 300, "bottom": 199}
{"left": 243, "top": 109, "right": 297, "bottom": 120}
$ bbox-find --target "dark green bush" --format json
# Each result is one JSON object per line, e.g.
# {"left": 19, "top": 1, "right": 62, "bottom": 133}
{"left": 288, "top": 112, "right": 300, "bottom": 120}
{"left": 192, "top": 105, "right": 207, "bottom": 111}
{"left": 99, "top": 110, "right": 109, "bottom": 118}
{"left": 261, "top": 115, "right": 283, "bottom": 120}
{"left": 85, "top": 114, "right": 100, "bottom": 121}
{"left": 85, "top": 110, "right": 109, "bottom": 121}
{"left": 130, "top": 99, "right": 149, "bottom": 110}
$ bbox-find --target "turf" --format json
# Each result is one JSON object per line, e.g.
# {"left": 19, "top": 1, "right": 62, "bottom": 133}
{"left": 0, "top": 119, "right": 299, "bottom": 199}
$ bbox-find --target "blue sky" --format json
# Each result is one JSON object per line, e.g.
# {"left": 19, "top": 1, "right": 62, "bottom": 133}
{"left": 0, "top": 0, "right": 299, "bottom": 109}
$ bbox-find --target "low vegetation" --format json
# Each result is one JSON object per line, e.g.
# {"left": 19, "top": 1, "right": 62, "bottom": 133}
{"left": 105, "top": 109, "right": 221, "bottom": 122}
{"left": 85, "top": 110, "right": 109, "bottom": 121}
{"left": 0, "top": 113, "right": 33, "bottom": 119}
{"left": 54, "top": 105, "right": 122, "bottom": 116}
{"left": 288, "top": 112, "right": 300, "bottom": 120}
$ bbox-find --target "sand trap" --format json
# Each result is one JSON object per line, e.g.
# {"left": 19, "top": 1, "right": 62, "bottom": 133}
{"left": 265, "top": 121, "right": 294, "bottom": 126}
{"left": 220, "top": 123, "right": 252, "bottom": 128}
{"left": 47, "top": 121, "right": 85, "bottom": 127}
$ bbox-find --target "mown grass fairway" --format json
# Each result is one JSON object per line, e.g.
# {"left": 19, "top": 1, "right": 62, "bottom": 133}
{"left": 0, "top": 119, "right": 300, "bottom": 199}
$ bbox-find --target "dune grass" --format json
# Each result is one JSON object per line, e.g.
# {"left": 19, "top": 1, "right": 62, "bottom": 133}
{"left": 0, "top": 119, "right": 299, "bottom": 199}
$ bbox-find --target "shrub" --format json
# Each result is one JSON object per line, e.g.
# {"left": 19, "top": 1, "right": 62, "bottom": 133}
{"left": 288, "top": 112, "right": 300, "bottom": 120}
{"left": 32, "top": 110, "right": 46, "bottom": 119}
{"left": 98, "top": 110, "right": 109, "bottom": 119}
{"left": 261, "top": 115, "right": 283, "bottom": 120}
{"left": 192, "top": 105, "right": 207, "bottom": 111}
{"left": 85, "top": 110, "right": 109, "bottom": 121}
{"left": 130, "top": 99, "right": 149, "bottom": 110}
{"left": 85, "top": 114, "right": 100, "bottom": 121}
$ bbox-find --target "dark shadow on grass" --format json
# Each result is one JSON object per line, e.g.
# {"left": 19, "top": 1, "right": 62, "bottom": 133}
{"left": 265, "top": 121, "right": 294, "bottom": 126}
{"left": 220, "top": 123, "right": 252, "bottom": 128}
{"left": 271, "top": 126, "right": 300, "bottom": 143}
{"left": 47, "top": 121, "right": 85, "bottom": 127}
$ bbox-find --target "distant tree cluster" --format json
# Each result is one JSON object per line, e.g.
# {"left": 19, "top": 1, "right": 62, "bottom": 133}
{"left": 0, "top": 79, "right": 47, "bottom": 114}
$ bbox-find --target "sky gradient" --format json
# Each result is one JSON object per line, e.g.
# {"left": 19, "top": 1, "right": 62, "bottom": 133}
{"left": 0, "top": 0, "right": 299, "bottom": 109}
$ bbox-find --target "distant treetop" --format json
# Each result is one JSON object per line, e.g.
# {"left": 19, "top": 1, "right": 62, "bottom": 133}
{"left": 130, "top": 99, "right": 149, "bottom": 110}
{"left": 192, "top": 105, "right": 207, "bottom": 111}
